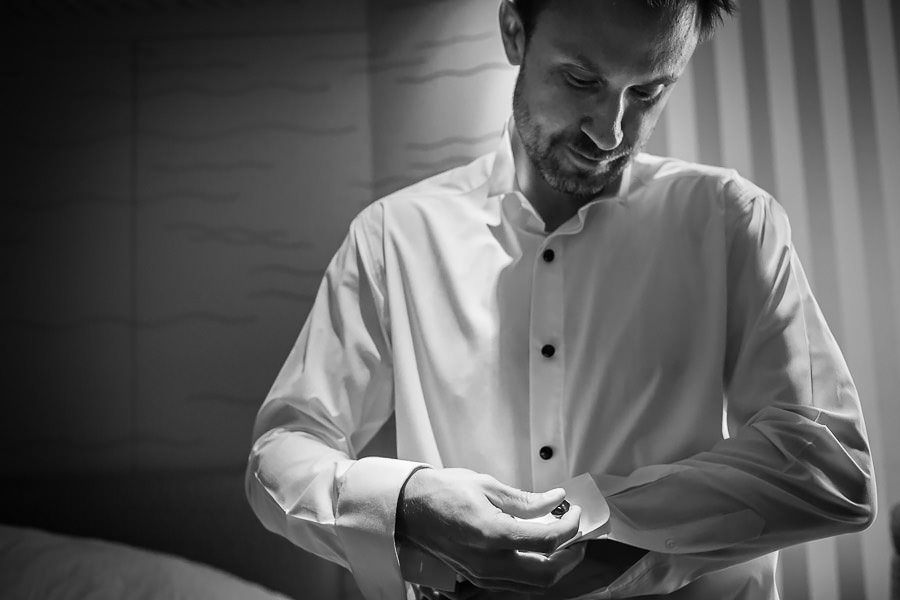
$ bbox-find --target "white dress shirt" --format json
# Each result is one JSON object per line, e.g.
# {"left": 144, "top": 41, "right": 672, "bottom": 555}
{"left": 245, "top": 122, "right": 875, "bottom": 599}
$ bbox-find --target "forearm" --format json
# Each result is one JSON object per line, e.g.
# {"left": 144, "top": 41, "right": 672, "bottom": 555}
{"left": 245, "top": 427, "right": 353, "bottom": 566}
{"left": 582, "top": 402, "right": 874, "bottom": 597}
{"left": 246, "top": 424, "right": 428, "bottom": 599}
{"left": 604, "top": 407, "right": 873, "bottom": 553}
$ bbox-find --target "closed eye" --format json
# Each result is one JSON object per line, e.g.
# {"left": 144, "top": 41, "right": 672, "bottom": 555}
{"left": 563, "top": 71, "right": 596, "bottom": 89}
{"left": 629, "top": 85, "right": 665, "bottom": 102}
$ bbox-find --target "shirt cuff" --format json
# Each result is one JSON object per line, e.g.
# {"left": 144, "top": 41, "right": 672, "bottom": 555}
{"left": 335, "top": 456, "right": 429, "bottom": 600}
{"left": 554, "top": 473, "right": 612, "bottom": 549}
{"left": 397, "top": 545, "right": 458, "bottom": 592}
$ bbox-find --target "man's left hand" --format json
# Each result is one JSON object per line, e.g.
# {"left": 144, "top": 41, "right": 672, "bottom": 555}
{"left": 428, "top": 540, "right": 648, "bottom": 600}
{"left": 533, "top": 539, "right": 646, "bottom": 599}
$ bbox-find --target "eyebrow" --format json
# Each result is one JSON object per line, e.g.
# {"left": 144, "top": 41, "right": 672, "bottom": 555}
{"left": 567, "top": 52, "right": 678, "bottom": 87}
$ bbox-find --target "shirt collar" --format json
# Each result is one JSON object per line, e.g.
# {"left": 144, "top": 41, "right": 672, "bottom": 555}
{"left": 486, "top": 117, "right": 519, "bottom": 199}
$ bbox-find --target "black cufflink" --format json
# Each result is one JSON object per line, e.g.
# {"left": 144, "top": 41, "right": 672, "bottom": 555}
{"left": 551, "top": 499, "right": 570, "bottom": 517}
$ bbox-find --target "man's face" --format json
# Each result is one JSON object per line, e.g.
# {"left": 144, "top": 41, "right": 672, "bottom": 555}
{"left": 509, "top": 0, "right": 699, "bottom": 199}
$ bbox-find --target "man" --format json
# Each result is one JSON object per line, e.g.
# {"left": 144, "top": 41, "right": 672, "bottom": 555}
{"left": 245, "top": 1, "right": 876, "bottom": 598}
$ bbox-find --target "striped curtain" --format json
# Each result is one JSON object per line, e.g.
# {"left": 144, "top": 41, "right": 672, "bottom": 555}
{"left": 669, "top": 2, "right": 897, "bottom": 598}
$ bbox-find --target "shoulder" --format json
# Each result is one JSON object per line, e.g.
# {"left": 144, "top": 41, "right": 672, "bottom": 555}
{"left": 632, "top": 154, "right": 789, "bottom": 234}
{"left": 354, "top": 151, "right": 495, "bottom": 234}
{"left": 346, "top": 151, "right": 495, "bottom": 251}
{"left": 633, "top": 154, "right": 761, "bottom": 202}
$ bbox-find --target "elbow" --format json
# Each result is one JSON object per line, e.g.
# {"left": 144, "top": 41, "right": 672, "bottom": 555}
{"left": 847, "top": 472, "right": 877, "bottom": 532}
{"left": 826, "top": 456, "right": 877, "bottom": 534}
{"left": 244, "top": 455, "right": 269, "bottom": 527}
{"left": 808, "top": 419, "right": 877, "bottom": 532}
{"left": 796, "top": 439, "right": 877, "bottom": 535}
{"left": 244, "top": 457, "right": 258, "bottom": 513}
{"left": 244, "top": 457, "right": 291, "bottom": 539}
{"left": 244, "top": 445, "right": 283, "bottom": 534}
{"left": 844, "top": 442, "right": 878, "bottom": 531}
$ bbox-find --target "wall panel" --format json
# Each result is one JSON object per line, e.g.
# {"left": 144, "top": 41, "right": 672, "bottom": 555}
{"left": 133, "top": 31, "right": 373, "bottom": 468}
{"left": 3, "top": 42, "right": 135, "bottom": 473}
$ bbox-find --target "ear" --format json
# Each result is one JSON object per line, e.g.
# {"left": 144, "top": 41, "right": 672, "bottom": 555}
{"left": 498, "top": 0, "right": 526, "bottom": 66}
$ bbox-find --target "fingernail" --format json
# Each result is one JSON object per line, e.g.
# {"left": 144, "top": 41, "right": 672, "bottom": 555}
{"left": 547, "top": 487, "right": 565, "bottom": 496}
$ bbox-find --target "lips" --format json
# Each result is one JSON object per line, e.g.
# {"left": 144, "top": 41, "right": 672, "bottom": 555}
{"left": 567, "top": 145, "right": 622, "bottom": 169}
{"left": 567, "top": 143, "right": 630, "bottom": 168}
{"left": 569, "top": 145, "right": 606, "bottom": 162}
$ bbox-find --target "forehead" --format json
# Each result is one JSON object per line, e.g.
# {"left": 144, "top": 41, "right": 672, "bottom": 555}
{"left": 530, "top": 0, "right": 698, "bottom": 78}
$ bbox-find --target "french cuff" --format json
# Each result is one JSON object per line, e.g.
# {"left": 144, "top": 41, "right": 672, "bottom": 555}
{"left": 335, "top": 456, "right": 429, "bottom": 600}
{"left": 397, "top": 546, "right": 458, "bottom": 592}
{"left": 554, "top": 473, "right": 612, "bottom": 549}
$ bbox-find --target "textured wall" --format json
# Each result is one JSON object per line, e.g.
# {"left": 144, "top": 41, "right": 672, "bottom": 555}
{"left": 4, "top": 3, "right": 373, "bottom": 473}
{"left": 3, "top": 3, "right": 372, "bottom": 598}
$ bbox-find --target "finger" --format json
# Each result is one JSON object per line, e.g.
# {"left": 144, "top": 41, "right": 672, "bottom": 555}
{"left": 538, "top": 543, "right": 586, "bottom": 583}
{"left": 445, "top": 581, "right": 486, "bottom": 600}
{"left": 451, "top": 579, "right": 525, "bottom": 600}
{"left": 486, "top": 504, "right": 583, "bottom": 553}
{"left": 434, "top": 553, "right": 546, "bottom": 595}
{"left": 547, "top": 536, "right": 586, "bottom": 558}
{"left": 485, "top": 481, "right": 567, "bottom": 519}
{"left": 458, "top": 544, "right": 585, "bottom": 591}
{"left": 460, "top": 574, "right": 547, "bottom": 595}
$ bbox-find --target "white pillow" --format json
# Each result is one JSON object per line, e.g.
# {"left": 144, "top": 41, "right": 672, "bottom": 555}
{"left": 0, "top": 524, "right": 293, "bottom": 600}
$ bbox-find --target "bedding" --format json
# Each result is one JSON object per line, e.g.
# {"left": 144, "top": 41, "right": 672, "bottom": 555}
{"left": 0, "top": 524, "right": 292, "bottom": 600}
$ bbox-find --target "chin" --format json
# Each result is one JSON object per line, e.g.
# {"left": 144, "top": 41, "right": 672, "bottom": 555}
{"left": 549, "top": 177, "right": 609, "bottom": 200}
{"left": 563, "top": 160, "right": 629, "bottom": 198}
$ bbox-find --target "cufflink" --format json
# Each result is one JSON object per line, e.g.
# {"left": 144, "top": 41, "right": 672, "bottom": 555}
{"left": 551, "top": 499, "right": 570, "bottom": 517}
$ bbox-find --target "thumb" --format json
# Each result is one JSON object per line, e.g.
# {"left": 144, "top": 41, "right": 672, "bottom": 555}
{"left": 487, "top": 482, "right": 567, "bottom": 518}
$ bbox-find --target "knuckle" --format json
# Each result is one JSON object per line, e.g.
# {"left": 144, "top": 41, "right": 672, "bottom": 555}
{"left": 476, "top": 472, "right": 495, "bottom": 486}
{"left": 517, "top": 490, "right": 534, "bottom": 506}
{"left": 542, "top": 532, "right": 561, "bottom": 552}
{"left": 479, "top": 526, "right": 502, "bottom": 549}
{"left": 514, "top": 531, "right": 532, "bottom": 549}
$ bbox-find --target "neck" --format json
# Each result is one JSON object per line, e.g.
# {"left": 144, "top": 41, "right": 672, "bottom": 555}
{"left": 510, "top": 124, "right": 621, "bottom": 233}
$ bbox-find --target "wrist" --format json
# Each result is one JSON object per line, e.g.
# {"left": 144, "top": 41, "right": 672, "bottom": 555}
{"left": 396, "top": 466, "right": 432, "bottom": 544}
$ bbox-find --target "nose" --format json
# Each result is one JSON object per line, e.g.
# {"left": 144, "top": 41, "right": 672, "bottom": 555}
{"left": 581, "top": 92, "right": 625, "bottom": 152}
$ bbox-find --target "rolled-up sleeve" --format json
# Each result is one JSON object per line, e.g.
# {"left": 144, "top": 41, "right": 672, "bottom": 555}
{"left": 245, "top": 204, "right": 425, "bottom": 600}
{"left": 588, "top": 192, "right": 876, "bottom": 598}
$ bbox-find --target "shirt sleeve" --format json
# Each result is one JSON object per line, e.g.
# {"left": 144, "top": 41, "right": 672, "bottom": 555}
{"left": 244, "top": 205, "right": 426, "bottom": 600}
{"left": 579, "top": 191, "right": 876, "bottom": 598}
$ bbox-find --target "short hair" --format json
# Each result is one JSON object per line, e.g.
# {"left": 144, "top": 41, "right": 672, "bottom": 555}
{"left": 513, "top": 0, "right": 737, "bottom": 43}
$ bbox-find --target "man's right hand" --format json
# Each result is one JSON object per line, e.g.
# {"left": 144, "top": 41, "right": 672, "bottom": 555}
{"left": 396, "top": 468, "right": 585, "bottom": 595}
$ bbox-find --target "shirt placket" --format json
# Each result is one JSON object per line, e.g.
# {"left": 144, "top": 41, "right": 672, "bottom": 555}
{"left": 529, "top": 236, "right": 567, "bottom": 492}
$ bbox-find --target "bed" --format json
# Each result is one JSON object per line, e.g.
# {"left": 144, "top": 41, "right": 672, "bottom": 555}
{"left": 0, "top": 468, "right": 362, "bottom": 600}
{"left": 0, "top": 524, "right": 291, "bottom": 599}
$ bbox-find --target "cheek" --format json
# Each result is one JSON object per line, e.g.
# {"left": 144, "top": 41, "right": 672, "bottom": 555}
{"left": 624, "top": 104, "right": 665, "bottom": 145}
{"left": 532, "top": 98, "right": 572, "bottom": 133}
{"left": 530, "top": 79, "right": 583, "bottom": 129}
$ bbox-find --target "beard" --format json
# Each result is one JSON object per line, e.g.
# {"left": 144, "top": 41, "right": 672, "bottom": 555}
{"left": 512, "top": 66, "right": 635, "bottom": 201}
